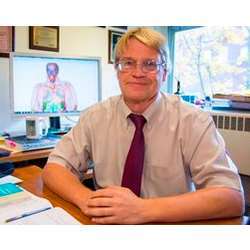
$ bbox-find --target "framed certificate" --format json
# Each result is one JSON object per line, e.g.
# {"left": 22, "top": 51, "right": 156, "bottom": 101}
{"left": 29, "top": 26, "right": 59, "bottom": 52}
{"left": 0, "top": 26, "right": 15, "bottom": 57}
{"left": 108, "top": 30, "right": 124, "bottom": 64}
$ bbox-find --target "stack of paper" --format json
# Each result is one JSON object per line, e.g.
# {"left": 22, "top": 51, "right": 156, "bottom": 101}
{"left": 0, "top": 184, "right": 81, "bottom": 225}
{"left": 0, "top": 183, "right": 30, "bottom": 205}
{"left": 7, "top": 207, "right": 81, "bottom": 225}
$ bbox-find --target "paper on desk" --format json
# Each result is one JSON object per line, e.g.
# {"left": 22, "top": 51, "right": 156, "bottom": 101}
{"left": 0, "top": 144, "right": 22, "bottom": 153}
{"left": 0, "top": 175, "right": 22, "bottom": 185}
{"left": 0, "top": 195, "right": 53, "bottom": 224}
{"left": 7, "top": 207, "right": 81, "bottom": 225}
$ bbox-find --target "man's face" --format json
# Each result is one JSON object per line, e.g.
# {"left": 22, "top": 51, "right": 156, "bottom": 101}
{"left": 117, "top": 38, "right": 166, "bottom": 105}
{"left": 47, "top": 64, "right": 58, "bottom": 83}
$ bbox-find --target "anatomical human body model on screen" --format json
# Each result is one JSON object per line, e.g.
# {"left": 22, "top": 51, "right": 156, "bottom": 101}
{"left": 31, "top": 63, "right": 77, "bottom": 112}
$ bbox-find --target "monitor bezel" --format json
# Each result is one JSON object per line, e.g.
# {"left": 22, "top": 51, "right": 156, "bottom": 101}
{"left": 9, "top": 52, "right": 102, "bottom": 117}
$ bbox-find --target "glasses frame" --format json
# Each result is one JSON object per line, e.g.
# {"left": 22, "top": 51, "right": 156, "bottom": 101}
{"left": 115, "top": 58, "right": 166, "bottom": 73}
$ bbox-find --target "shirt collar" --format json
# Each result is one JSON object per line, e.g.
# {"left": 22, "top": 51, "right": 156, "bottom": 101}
{"left": 118, "top": 92, "right": 165, "bottom": 130}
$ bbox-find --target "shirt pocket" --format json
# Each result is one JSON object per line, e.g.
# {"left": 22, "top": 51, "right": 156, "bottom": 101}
{"left": 144, "top": 159, "right": 184, "bottom": 182}
{"left": 143, "top": 157, "right": 191, "bottom": 197}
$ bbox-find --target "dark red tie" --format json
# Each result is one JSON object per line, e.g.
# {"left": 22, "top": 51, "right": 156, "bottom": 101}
{"left": 121, "top": 114, "right": 146, "bottom": 196}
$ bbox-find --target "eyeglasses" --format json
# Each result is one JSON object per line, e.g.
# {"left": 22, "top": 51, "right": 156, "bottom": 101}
{"left": 116, "top": 59, "right": 166, "bottom": 73}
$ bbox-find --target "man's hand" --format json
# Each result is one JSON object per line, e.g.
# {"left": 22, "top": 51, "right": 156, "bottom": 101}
{"left": 83, "top": 186, "right": 147, "bottom": 224}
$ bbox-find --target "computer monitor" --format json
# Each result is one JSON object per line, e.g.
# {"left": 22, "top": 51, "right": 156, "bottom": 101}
{"left": 9, "top": 52, "right": 102, "bottom": 129}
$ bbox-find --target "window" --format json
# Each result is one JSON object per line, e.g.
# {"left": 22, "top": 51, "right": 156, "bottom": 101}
{"left": 171, "top": 26, "right": 250, "bottom": 99}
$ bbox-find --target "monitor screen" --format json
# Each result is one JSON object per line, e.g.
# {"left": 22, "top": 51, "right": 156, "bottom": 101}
{"left": 10, "top": 53, "right": 102, "bottom": 117}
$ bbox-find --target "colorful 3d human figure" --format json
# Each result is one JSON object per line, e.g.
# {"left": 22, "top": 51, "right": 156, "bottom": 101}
{"left": 31, "top": 63, "right": 77, "bottom": 112}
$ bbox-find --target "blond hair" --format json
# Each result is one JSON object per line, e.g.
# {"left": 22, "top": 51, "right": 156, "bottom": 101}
{"left": 114, "top": 27, "right": 168, "bottom": 69}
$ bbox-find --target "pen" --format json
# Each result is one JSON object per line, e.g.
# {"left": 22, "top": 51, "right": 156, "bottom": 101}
{"left": 5, "top": 207, "right": 52, "bottom": 223}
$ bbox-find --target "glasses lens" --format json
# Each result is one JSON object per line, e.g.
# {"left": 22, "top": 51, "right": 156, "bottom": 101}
{"left": 143, "top": 60, "right": 158, "bottom": 72}
{"left": 119, "top": 59, "right": 135, "bottom": 71}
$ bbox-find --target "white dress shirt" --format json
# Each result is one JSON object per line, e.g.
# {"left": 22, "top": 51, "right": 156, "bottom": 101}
{"left": 48, "top": 92, "right": 243, "bottom": 198}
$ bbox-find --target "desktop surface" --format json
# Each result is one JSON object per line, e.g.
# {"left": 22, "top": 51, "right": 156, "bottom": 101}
{"left": 10, "top": 135, "right": 61, "bottom": 152}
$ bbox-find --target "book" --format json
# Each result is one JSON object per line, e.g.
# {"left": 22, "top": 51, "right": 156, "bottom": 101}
{"left": 231, "top": 101, "right": 250, "bottom": 110}
{"left": 213, "top": 93, "right": 250, "bottom": 103}
{"left": 0, "top": 183, "right": 30, "bottom": 205}
{"left": 0, "top": 185, "right": 81, "bottom": 225}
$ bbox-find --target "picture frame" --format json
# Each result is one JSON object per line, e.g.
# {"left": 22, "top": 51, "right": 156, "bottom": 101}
{"left": 108, "top": 30, "right": 124, "bottom": 64}
{"left": 29, "top": 26, "right": 59, "bottom": 52}
{"left": 110, "top": 26, "right": 127, "bottom": 31}
{"left": 0, "top": 26, "right": 15, "bottom": 57}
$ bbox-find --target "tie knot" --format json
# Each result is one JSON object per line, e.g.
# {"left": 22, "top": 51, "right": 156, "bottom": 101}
{"left": 129, "top": 114, "right": 146, "bottom": 129}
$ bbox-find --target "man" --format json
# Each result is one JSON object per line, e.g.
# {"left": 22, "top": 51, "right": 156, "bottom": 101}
{"left": 42, "top": 28, "right": 244, "bottom": 224}
{"left": 31, "top": 63, "right": 77, "bottom": 112}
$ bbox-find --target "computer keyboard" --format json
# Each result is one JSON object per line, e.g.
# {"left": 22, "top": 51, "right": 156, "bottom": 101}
{"left": 10, "top": 135, "right": 61, "bottom": 152}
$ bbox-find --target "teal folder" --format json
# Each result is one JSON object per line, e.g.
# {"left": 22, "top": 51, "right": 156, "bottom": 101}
{"left": 0, "top": 183, "right": 23, "bottom": 197}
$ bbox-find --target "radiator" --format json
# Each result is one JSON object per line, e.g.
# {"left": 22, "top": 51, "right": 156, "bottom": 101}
{"left": 211, "top": 111, "right": 250, "bottom": 176}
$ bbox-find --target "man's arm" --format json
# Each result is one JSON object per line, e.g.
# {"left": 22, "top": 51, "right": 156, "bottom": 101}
{"left": 143, "top": 186, "right": 244, "bottom": 223}
{"left": 31, "top": 84, "right": 43, "bottom": 112}
{"left": 84, "top": 186, "right": 244, "bottom": 224}
{"left": 42, "top": 163, "right": 244, "bottom": 224}
{"left": 42, "top": 163, "right": 93, "bottom": 210}
{"left": 64, "top": 82, "right": 78, "bottom": 111}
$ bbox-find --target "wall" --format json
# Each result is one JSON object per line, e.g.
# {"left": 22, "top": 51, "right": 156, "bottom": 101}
{"left": 0, "top": 26, "right": 121, "bottom": 135}
{"left": 211, "top": 110, "right": 250, "bottom": 176}
{"left": 220, "top": 129, "right": 250, "bottom": 176}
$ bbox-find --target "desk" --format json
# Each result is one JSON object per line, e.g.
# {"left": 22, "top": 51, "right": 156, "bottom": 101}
{"left": 14, "top": 165, "right": 250, "bottom": 225}
{"left": 14, "top": 165, "right": 93, "bottom": 224}
{"left": 0, "top": 148, "right": 52, "bottom": 163}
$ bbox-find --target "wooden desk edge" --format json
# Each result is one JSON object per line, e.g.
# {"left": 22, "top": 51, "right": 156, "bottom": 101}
{"left": 13, "top": 165, "right": 250, "bottom": 225}
{"left": 0, "top": 148, "right": 52, "bottom": 163}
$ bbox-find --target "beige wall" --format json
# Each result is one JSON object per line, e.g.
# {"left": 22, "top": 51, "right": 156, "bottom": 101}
{"left": 15, "top": 26, "right": 120, "bottom": 100}
{"left": 0, "top": 26, "right": 120, "bottom": 134}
